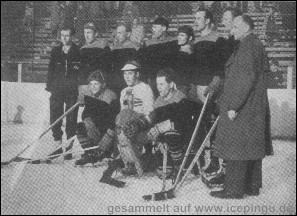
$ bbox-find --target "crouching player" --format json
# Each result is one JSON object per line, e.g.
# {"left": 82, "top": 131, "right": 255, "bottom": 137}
{"left": 75, "top": 70, "right": 120, "bottom": 166}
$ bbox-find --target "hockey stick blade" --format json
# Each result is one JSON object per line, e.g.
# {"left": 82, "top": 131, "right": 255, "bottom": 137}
{"left": 143, "top": 188, "right": 175, "bottom": 201}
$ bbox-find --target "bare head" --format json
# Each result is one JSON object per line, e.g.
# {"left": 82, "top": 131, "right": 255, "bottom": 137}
{"left": 156, "top": 68, "right": 176, "bottom": 98}
{"left": 222, "top": 7, "right": 243, "bottom": 31}
{"left": 116, "top": 23, "right": 132, "bottom": 43}
{"left": 231, "top": 15, "right": 254, "bottom": 40}
{"left": 60, "top": 26, "right": 75, "bottom": 46}
{"left": 194, "top": 9, "right": 213, "bottom": 32}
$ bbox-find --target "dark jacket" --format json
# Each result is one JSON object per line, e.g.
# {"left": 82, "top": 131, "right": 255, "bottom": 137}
{"left": 46, "top": 43, "right": 80, "bottom": 94}
{"left": 214, "top": 33, "right": 273, "bottom": 161}
{"left": 80, "top": 38, "right": 112, "bottom": 85}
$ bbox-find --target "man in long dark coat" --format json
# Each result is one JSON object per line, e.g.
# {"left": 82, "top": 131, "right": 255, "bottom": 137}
{"left": 211, "top": 15, "right": 274, "bottom": 199}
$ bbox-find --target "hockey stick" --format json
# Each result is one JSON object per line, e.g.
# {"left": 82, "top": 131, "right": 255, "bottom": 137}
{"left": 143, "top": 93, "right": 210, "bottom": 201}
{"left": 142, "top": 116, "right": 219, "bottom": 201}
{"left": 161, "top": 144, "right": 168, "bottom": 192}
{"left": 1, "top": 102, "right": 80, "bottom": 167}
{"left": 1, "top": 139, "right": 103, "bottom": 168}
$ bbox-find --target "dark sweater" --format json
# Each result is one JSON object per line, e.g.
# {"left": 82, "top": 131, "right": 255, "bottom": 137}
{"left": 80, "top": 39, "right": 112, "bottom": 85}
{"left": 82, "top": 95, "right": 120, "bottom": 134}
{"left": 137, "top": 36, "right": 178, "bottom": 81}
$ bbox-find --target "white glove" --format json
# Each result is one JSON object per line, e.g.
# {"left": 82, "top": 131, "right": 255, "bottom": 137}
{"left": 155, "top": 120, "right": 174, "bottom": 134}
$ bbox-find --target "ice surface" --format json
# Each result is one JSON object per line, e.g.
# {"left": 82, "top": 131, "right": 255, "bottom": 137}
{"left": 1, "top": 124, "right": 296, "bottom": 215}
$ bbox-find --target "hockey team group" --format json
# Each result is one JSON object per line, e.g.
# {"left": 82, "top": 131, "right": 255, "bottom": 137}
{"left": 10, "top": 7, "right": 274, "bottom": 200}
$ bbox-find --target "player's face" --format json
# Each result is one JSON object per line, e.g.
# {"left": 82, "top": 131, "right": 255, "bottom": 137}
{"left": 195, "top": 11, "right": 207, "bottom": 32}
{"left": 89, "top": 80, "right": 103, "bottom": 95}
{"left": 157, "top": 76, "right": 172, "bottom": 97}
{"left": 116, "top": 26, "right": 129, "bottom": 43}
{"left": 152, "top": 24, "right": 165, "bottom": 39}
{"left": 178, "top": 32, "right": 189, "bottom": 46}
{"left": 84, "top": 29, "right": 97, "bottom": 44}
{"left": 60, "top": 30, "right": 72, "bottom": 46}
{"left": 124, "top": 70, "right": 138, "bottom": 86}
{"left": 222, "top": 11, "right": 234, "bottom": 31}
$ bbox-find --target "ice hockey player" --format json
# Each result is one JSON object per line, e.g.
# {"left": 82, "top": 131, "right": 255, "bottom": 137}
{"left": 78, "top": 22, "right": 112, "bottom": 105}
{"left": 75, "top": 70, "right": 120, "bottom": 166}
{"left": 99, "top": 60, "right": 154, "bottom": 188}
{"left": 110, "top": 22, "right": 139, "bottom": 95}
{"left": 137, "top": 16, "right": 177, "bottom": 96}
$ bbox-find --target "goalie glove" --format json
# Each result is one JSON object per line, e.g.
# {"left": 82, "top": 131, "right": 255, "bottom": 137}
{"left": 147, "top": 120, "right": 174, "bottom": 141}
{"left": 122, "top": 115, "right": 151, "bottom": 140}
{"left": 155, "top": 119, "right": 174, "bottom": 134}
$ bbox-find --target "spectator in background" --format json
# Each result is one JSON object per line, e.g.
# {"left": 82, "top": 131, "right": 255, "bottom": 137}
{"left": 75, "top": 1, "right": 91, "bottom": 45}
{"left": 130, "top": 18, "right": 145, "bottom": 46}
{"left": 268, "top": 59, "right": 284, "bottom": 89}
{"left": 122, "top": 1, "right": 140, "bottom": 25}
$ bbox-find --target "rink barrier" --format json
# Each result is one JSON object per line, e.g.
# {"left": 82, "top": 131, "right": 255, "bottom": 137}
{"left": 0, "top": 81, "right": 296, "bottom": 139}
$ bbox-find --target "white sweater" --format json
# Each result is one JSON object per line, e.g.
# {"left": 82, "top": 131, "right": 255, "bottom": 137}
{"left": 120, "top": 82, "right": 155, "bottom": 116}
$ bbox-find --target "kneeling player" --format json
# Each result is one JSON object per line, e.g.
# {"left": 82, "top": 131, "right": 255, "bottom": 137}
{"left": 75, "top": 70, "right": 120, "bottom": 166}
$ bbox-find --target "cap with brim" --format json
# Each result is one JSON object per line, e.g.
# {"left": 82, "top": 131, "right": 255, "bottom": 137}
{"left": 121, "top": 64, "right": 138, "bottom": 71}
{"left": 84, "top": 22, "right": 97, "bottom": 32}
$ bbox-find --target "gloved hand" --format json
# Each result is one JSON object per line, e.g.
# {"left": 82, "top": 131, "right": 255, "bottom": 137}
{"left": 157, "top": 142, "right": 168, "bottom": 154}
{"left": 147, "top": 126, "right": 160, "bottom": 141}
{"left": 155, "top": 120, "right": 174, "bottom": 134}
{"left": 203, "top": 76, "right": 221, "bottom": 98}
{"left": 203, "top": 85, "right": 215, "bottom": 98}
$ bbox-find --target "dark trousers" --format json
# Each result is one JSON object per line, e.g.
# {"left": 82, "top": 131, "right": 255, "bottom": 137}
{"left": 50, "top": 90, "right": 78, "bottom": 141}
{"left": 224, "top": 160, "right": 262, "bottom": 195}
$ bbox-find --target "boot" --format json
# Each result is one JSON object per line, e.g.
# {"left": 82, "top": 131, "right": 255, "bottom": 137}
{"left": 120, "top": 162, "right": 138, "bottom": 176}
{"left": 99, "top": 159, "right": 126, "bottom": 188}
{"left": 205, "top": 171, "right": 225, "bottom": 189}
{"left": 75, "top": 149, "right": 103, "bottom": 166}
{"left": 204, "top": 149, "right": 220, "bottom": 177}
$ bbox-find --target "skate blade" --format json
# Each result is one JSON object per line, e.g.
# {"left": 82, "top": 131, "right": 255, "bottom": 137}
{"left": 143, "top": 189, "right": 175, "bottom": 201}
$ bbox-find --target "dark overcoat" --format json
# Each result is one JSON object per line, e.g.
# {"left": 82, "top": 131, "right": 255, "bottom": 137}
{"left": 214, "top": 33, "right": 274, "bottom": 161}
